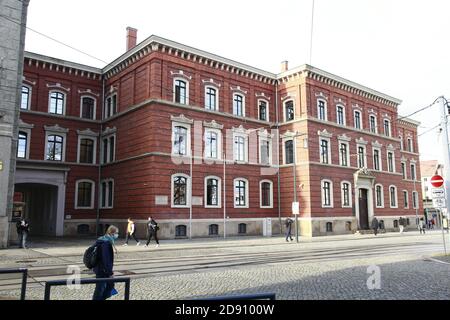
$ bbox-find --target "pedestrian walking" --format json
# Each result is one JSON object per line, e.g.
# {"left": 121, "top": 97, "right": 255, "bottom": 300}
{"left": 16, "top": 218, "right": 29, "bottom": 249}
{"left": 144, "top": 216, "right": 160, "bottom": 248}
{"left": 379, "top": 220, "right": 385, "bottom": 234}
{"left": 419, "top": 218, "right": 426, "bottom": 234}
{"left": 371, "top": 217, "right": 379, "bottom": 236}
{"left": 285, "top": 217, "right": 294, "bottom": 242}
{"left": 92, "top": 225, "right": 119, "bottom": 300}
{"left": 431, "top": 219, "right": 435, "bottom": 230}
{"left": 399, "top": 217, "right": 405, "bottom": 234}
{"left": 123, "top": 218, "right": 140, "bottom": 246}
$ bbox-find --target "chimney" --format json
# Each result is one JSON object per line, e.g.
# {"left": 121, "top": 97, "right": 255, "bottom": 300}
{"left": 126, "top": 27, "right": 138, "bottom": 51}
{"left": 281, "top": 60, "right": 289, "bottom": 72}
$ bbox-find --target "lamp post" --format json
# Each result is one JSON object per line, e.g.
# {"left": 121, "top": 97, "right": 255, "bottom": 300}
{"left": 292, "top": 132, "right": 307, "bottom": 243}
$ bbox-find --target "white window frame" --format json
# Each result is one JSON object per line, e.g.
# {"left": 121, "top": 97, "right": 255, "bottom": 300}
{"left": 321, "top": 179, "right": 333, "bottom": 208}
{"left": 354, "top": 110, "right": 362, "bottom": 130}
{"left": 260, "top": 180, "right": 273, "bottom": 208}
{"left": 403, "top": 190, "right": 409, "bottom": 209}
{"left": 412, "top": 191, "right": 419, "bottom": 209}
{"left": 369, "top": 115, "right": 377, "bottom": 134}
{"left": 101, "top": 133, "right": 116, "bottom": 164}
{"left": 387, "top": 151, "right": 396, "bottom": 173}
{"left": 48, "top": 90, "right": 66, "bottom": 115}
{"left": 75, "top": 179, "right": 95, "bottom": 209}
{"left": 258, "top": 99, "right": 270, "bottom": 122}
{"left": 317, "top": 99, "right": 327, "bottom": 121}
{"left": 44, "top": 131, "right": 67, "bottom": 162}
{"left": 383, "top": 119, "right": 391, "bottom": 137}
{"left": 204, "top": 85, "right": 219, "bottom": 111}
{"left": 410, "top": 163, "right": 417, "bottom": 181}
{"left": 232, "top": 93, "right": 245, "bottom": 117}
{"left": 283, "top": 138, "right": 295, "bottom": 165}
{"left": 104, "top": 93, "right": 117, "bottom": 119}
{"left": 407, "top": 138, "right": 413, "bottom": 153}
{"left": 372, "top": 147, "right": 382, "bottom": 171}
{"left": 77, "top": 135, "right": 97, "bottom": 164}
{"left": 100, "top": 179, "right": 114, "bottom": 209}
{"left": 284, "top": 99, "right": 295, "bottom": 122}
{"left": 204, "top": 128, "right": 222, "bottom": 160}
{"left": 204, "top": 176, "right": 222, "bottom": 208}
{"left": 80, "top": 95, "right": 97, "bottom": 120}
{"left": 341, "top": 181, "right": 352, "bottom": 208}
{"left": 233, "top": 132, "right": 248, "bottom": 163}
{"left": 173, "top": 78, "right": 189, "bottom": 105}
{"left": 375, "top": 184, "right": 384, "bottom": 208}
{"left": 389, "top": 185, "right": 398, "bottom": 208}
{"left": 319, "top": 137, "right": 331, "bottom": 164}
{"left": 172, "top": 122, "right": 191, "bottom": 156}
{"left": 336, "top": 104, "right": 346, "bottom": 126}
{"left": 338, "top": 141, "right": 350, "bottom": 167}
{"left": 401, "top": 161, "right": 407, "bottom": 179}
{"left": 21, "top": 84, "right": 32, "bottom": 110}
{"left": 17, "top": 128, "right": 32, "bottom": 159}
{"left": 357, "top": 145, "right": 367, "bottom": 168}
{"left": 171, "top": 173, "right": 190, "bottom": 208}
{"left": 234, "top": 178, "right": 249, "bottom": 209}
{"left": 259, "top": 136, "right": 272, "bottom": 165}
{"left": 399, "top": 136, "right": 404, "bottom": 150}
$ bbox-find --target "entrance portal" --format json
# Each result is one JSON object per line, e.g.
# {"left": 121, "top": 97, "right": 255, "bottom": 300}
{"left": 358, "top": 189, "right": 369, "bottom": 230}
{"left": 14, "top": 184, "right": 58, "bottom": 236}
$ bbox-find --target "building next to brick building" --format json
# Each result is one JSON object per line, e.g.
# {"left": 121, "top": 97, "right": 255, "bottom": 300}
{"left": 11, "top": 28, "right": 423, "bottom": 242}
{"left": 420, "top": 160, "right": 445, "bottom": 227}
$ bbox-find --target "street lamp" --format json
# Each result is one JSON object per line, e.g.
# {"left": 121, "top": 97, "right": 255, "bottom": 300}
{"left": 292, "top": 131, "right": 307, "bottom": 243}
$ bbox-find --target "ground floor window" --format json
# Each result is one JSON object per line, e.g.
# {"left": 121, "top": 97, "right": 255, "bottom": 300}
{"left": 326, "top": 222, "right": 333, "bottom": 232}
{"left": 209, "top": 224, "right": 219, "bottom": 236}
{"left": 176, "top": 225, "right": 187, "bottom": 237}
{"left": 238, "top": 223, "right": 247, "bottom": 234}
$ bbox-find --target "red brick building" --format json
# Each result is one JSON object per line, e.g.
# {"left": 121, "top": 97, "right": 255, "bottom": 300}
{"left": 13, "top": 30, "right": 422, "bottom": 238}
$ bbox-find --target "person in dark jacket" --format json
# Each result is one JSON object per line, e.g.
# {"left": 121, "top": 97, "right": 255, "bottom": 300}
{"left": 16, "top": 218, "right": 30, "bottom": 249}
{"left": 371, "top": 217, "right": 379, "bottom": 236}
{"left": 93, "top": 225, "right": 118, "bottom": 300}
{"left": 144, "top": 216, "right": 160, "bottom": 248}
{"left": 285, "top": 218, "right": 294, "bottom": 242}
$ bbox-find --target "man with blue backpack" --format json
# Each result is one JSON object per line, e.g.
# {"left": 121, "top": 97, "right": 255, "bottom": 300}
{"left": 84, "top": 225, "right": 119, "bottom": 300}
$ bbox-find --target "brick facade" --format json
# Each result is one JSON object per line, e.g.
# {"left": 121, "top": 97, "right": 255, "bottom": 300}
{"left": 14, "top": 34, "right": 422, "bottom": 239}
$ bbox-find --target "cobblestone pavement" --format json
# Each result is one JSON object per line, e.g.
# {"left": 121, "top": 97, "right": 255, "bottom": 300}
{"left": 0, "top": 231, "right": 449, "bottom": 300}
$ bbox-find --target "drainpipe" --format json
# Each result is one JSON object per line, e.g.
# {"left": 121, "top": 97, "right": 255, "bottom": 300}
{"left": 275, "top": 80, "right": 282, "bottom": 234}
{"left": 96, "top": 76, "right": 105, "bottom": 236}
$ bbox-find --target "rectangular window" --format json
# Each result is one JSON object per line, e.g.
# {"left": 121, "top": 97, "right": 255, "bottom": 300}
{"left": 79, "top": 138, "right": 94, "bottom": 164}
{"left": 384, "top": 120, "right": 391, "bottom": 137}
{"left": 260, "top": 139, "right": 270, "bottom": 165}
{"left": 318, "top": 100, "right": 326, "bottom": 121}
{"left": 173, "top": 176, "right": 187, "bottom": 206}
{"left": 369, "top": 116, "right": 376, "bottom": 133}
{"left": 234, "top": 136, "right": 246, "bottom": 161}
{"left": 261, "top": 182, "right": 271, "bottom": 207}
{"left": 233, "top": 94, "right": 244, "bottom": 116}
{"left": 17, "top": 131, "right": 27, "bottom": 159}
{"left": 412, "top": 191, "right": 418, "bottom": 208}
{"left": 107, "top": 181, "right": 113, "bottom": 207}
{"left": 411, "top": 164, "right": 416, "bottom": 180}
{"left": 46, "top": 135, "right": 63, "bottom": 161}
{"left": 234, "top": 180, "right": 247, "bottom": 207}
{"left": 100, "top": 180, "right": 114, "bottom": 209}
{"left": 206, "top": 179, "right": 218, "bottom": 206}
{"left": 373, "top": 149, "right": 380, "bottom": 171}
{"left": 354, "top": 111, "right": 361, "bottom": 129}
{"left": 340, "top": 143, "right": 348, "bottom": 166}
{"left": 403, "top": 191, "right": 408, "bottom": 208}
{"left": 336, "top": 106, "right": 344, "bottom": 125}
{"left": 388, "top": 152, "right": 394, "bottom": 172}
{"left": 358, "top": 146, "right": 365, "bottom": 168}
{"left": 285, "top": 140, "right": 294, "bottom": 164}
{"left": 401, "top": 162, "right": 406, "bottom": 179}
{"left": 342, "top": 183, "right": 350, "bottom": 207}
{"left": 376, "top": 186, "right": 383, "bottom": 207}
{"left": 205, "top": 131, "right": 218, "bottom": 159}
{"left": 101, "top": 182, "right": 107, "bottom": 208}
{"left": 173, "top": 126, "right": 188, "bottom": 156}
{"left": 390, "top": 187, "right": 397, "bottom": 207}
{"left": 323, "top": 181, "right": 331, "bottom": 206}
{"left": 320, "top": 139, "right": 329, "bottom": 164}
{"left": 49, "top": 92, "right": 64, "bottom": 115}
{"left": 408, "top": 138, "right": 413, "bottom": 152}
{"left": 81, "top": 97, "right": 95, "bottom": 119}
{"left": 175, "top": 80, "right": 187, "bottom": 104}
{"left": 77, "top": 182, "right": 93, "bottom": 208}
{"left": 259, "top": 100, "right": 267, "bottom": 121}
{"left": 205, "top": 87, "right": 217, "bottom": 111}
{"left": 285, "top": 101, "right": 294, "bottom": 121}
{"left": 21, "top": 86, "right": 30, "bottom": 110}
{"left": 109, "top": 136, "right": 115, "bottom": 163}
{"left": 105, "top": 94, "right": 117, "bottom": 118}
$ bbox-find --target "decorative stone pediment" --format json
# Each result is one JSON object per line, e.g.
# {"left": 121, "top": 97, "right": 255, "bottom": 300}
{"left": 352, "top": 103, "right": 363, "bottom": 110}
{"left": 22, "top": 77, "right": 36, "bottom": 86}
{"left": 368, "top": 108, "right": 377, "bottom": 114}
{"left": 102, "top": 126, "right": 117, "bottom": 136}
{"left": 230, "top": 86, "right": 247, "bottom": 95}
{"left": 171, "top": 114, "right": 194, "bottom": 125}
{"left": 170, "top": 70, "right": 192, "bottom": 80}
{"left": 46, "top": 83, "right": 70, "bottom": 92}
{"left": 372, "top": 140, "right": 383, "bottom": 148}
{"left": 356, "top": 137, "right": 368, "bottom": 145}
{"left": 18, "top": 119, "right": 34, "bottom": 129}
{"left": 315, "top": 92, "right": 328, "bottom": 100}
{"left": 383, "top": 113, "right": 392, "bottom": 120}
{"left": 77, "top": 128, "right": 99, "bottom": 137}
{"left": 202, "top": 78, "right": 221, "bottom": 87}
{"left": 203, "top": 120, "right": 223, "bottom": 130}
{"left": 44, "top": 124, "right": 69, "bottom": 133}
{"left": 387, "top": 144, "right": 396, "bottom": 151}
{"left": 401, "top": 156, "right": 408, "bottom": 162}
{"left": 257, "top": 129, "right": 273, "bottom": 138}
{"left": 232, "top": 125, "right": 248, "bottom": 134}
{"left": 355, "top": 167, "right": 376, "bottom": 178}
{"left": 410, "top": 159, "right": 417, "bottom": 164}
{"left": 281, "top": 130, "right": 297, "bottom": 139}
{"left": 255, "top": 92, "right": 271, "bottom": 100}
{"left": 78, "top": 89, "right": 100, "bottom": 97}
{"left": 318, "top": 129, "right": 332, "bottom": 138}
{"left": 281, "top": 93, "right": 296, "bottom": 101}
{"left": 337, "top": 134, "right": 351, "bottom": 142}
{"left": 334, "top": 97, "right": 346, "bottom": 105}
{"left": 108, "top": 86, "right": 118, "bottom": 94}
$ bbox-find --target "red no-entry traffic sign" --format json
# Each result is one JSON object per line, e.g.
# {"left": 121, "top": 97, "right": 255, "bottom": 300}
{"left": 431, "top": 175, "right": 444, "bottom": 188}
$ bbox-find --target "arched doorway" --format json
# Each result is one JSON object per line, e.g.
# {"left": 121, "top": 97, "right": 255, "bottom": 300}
{"left": 354, "top": 168, "right": 375, "bottom": 231}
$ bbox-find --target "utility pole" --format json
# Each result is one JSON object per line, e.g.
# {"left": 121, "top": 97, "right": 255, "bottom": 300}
{"left": 438, "top": 96, "right": 450, "bottom": 246}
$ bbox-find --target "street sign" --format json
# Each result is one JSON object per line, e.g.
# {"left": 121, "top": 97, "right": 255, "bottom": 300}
{"left": 433, "top": 198, "right": 446, "bottom": 208}
{"left": 431, "top": 188, "right": 445, "bottom": 199}
{"left": 431, "top": 175, "right": 444, "bottom": 188}
{"left": 292, "top": 202, "right": 300, "bottom": 215}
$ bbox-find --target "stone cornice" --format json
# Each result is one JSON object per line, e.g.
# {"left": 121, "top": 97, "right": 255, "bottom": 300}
{"left": 18, "top": 119, "right": 34, "bottom": 129}
{"left": 102, "top": 127, "right": 117, "bottom": 136}
{"left": 203, "top": 120, "right": 224, "bottom": 130}
{"left": 318, "top": 129, "right": 333, "bottom": 138}
{"left": 44, "top": 124, "right": 69, "bottom": 133}
{"left": 77, "top": 129, "right": 99, "bottom": 137}
{"left": 337, "top": 134, "right": 351, "bottom": 142}
{"left": 171, "top": 114, "right": 194, "bottom": 125}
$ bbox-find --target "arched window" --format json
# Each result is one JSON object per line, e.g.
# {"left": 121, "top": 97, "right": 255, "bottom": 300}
{"left": 172, "top": 174, "right": 189, "bottom": 207}
{"left": 233, "top": 93, "right": 244, "bottom": 116}
{"left": 375, "top": 184, "right": 384, "bottom": 208}
{"left": 260, "top": 180, "right": 273, "bottom": 208}
{"left": 205, "top": 130, "right": 219, "bottom": 159}
{"left": 21, "top": 85, "right": 31, "bottom": 110}
{"left": 336, "top": 105, "right": 345, "bottom": 125}
{"left": 104, "top": 93, "right": 117, "bottom": 118}
{"left": 81, "top": 96, "right": 96, "bottom": 120}
{"left": 238, "top": 223, "right": 247, "bottom": 234}
{"left": 209, "top": 224, "right": 219, "bottom": 236}
{"left": 205, "top": 176, "right": 221, "bottom": 208}
{"left": 369, "top": 115, "right": 377, "bottom": 133}
{"left": 75, "top": 180, "right": 95, "bottom": 209}
{"left": 176, "top": 225, "right": 187, "bottom": 237}
{"left": 173, "top": 126, "right": 188, "bottom": 155}
{"left": 326, "top": 222, "right": 333, "bottom": 232}
{"left": 78, "top": 138, "right": 95, "bottom": 164}
{"left": 49, "top": 91, "right": 65, "bottom": 115}
{"left": 258, "top": 99, "right": 269, "bottom": 121}
{"left": 389, "top": 185, "right": 398, "bottom": 208}
{"left": 393, "top": 220, "right": 399, "bottom": 228}
{"left": 205, "top": 86, "right": 218, "bottom": 111}
{"left": 284, "top": 139, "right": 294, "bottom": 164}
{"left": 234, "top": 178, "right": 249, "bottom": 208}
{"left": 285, "top": 100, "right": 295, "bottom": 121}
{"left": 321, "top": 180, "right": 333, "bottom": 208}
{"left": 341, "top": 181, "right": 352, "bottom": 208}
{"left": 174, "top": 79, "right": 188, "bottom": 104}
{"left": 317, "top": 99, "right": 327, "bottom": 121}
{"left": 354, "top": 110, "right": 362, "bottom": 129}
{"left": 100, "top": 179, "right": 114, "bottom": 209}
{"left": 17, "top": 131, "right": 28, "bottom": 159}
{"left": 383, "top": 119, "right": 391, "bottom": 137}
{"left": 345, "top": 221, "right": 352, "bottom": 231}
{"left": 46, "top": 135, "right": 64, "bottom": 161}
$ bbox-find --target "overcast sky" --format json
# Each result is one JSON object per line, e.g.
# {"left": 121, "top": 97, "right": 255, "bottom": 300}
{"left": 23, "top": 0, "right": 450, "bottom": 162}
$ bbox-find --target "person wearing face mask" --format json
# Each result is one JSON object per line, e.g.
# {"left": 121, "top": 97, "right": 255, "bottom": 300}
{"left": 92, "top": 225, "right": 119, "bottom": 300}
